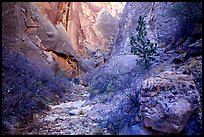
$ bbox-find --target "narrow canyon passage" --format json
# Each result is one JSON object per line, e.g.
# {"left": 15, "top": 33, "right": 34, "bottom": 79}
{"left": 2, "top": 2, "right": 126, "bottom": 135}
{"left": 2, "top": 2, "right": 202, "bottom": 135}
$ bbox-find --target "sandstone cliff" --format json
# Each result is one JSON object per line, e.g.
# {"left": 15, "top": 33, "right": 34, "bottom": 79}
{"left": 34, "top": 2, "right": 125, "bottom": 61}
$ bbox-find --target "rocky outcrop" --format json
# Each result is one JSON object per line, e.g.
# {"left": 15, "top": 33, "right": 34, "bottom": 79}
{"left": 139, "top": 71, "right": 200, "bottom": 133}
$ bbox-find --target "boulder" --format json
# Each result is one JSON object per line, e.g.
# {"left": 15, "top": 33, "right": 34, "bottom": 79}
{"left": 139, "top": 71, "right": 200, "bottom": 133}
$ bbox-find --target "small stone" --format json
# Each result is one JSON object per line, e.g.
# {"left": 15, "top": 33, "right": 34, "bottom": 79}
{"left": 90, "top": 117, "right": 97, "bottom": 121}
{"left": 77, "top": 110, "right": 85, "bottom": 116}
{"left": 73, "top": 126, "right": 78, "bottom": 131}
{"left": 135, "top": 115, "right": 140, "bottom": 122}
{"left": 46, "top": 32, "right": 54, "bottom": 38}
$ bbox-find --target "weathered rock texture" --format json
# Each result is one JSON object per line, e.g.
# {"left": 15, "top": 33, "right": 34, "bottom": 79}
{"left": 110, "top": 2, "right": 202, "bottom": 56}
{"left": 139, "top": 71, "right": 200, "bottom": 133}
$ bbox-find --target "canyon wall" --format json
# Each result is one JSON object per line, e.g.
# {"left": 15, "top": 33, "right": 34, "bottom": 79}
{"left": 83, "top": 2, "right": 202, "bottom": 135}
{"left": 2, "top": 2, "right": 90, "bottom": 77}
{"left": 2, "top": 2, "right": 126, "bottom": 77}
{"left": 110, "top": 2, "right": 202, "bottom": 56}
{"left": 34, "top": 2, "right": 126, "bottom": 60}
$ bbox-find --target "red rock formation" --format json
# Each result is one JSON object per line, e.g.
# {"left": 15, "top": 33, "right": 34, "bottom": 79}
{"left": 2, "top": 2, "right": 98, "bottom": 78}
{"left": 66, "top": 2, "right": 125, "bottom": 55}
{"left": 33, "top": 2, "right": 125, "bottom": 57}
{"left": 24, "top": 2, "right": 125, "bottom": 76}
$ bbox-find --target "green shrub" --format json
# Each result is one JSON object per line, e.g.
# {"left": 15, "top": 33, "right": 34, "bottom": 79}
{"left": 130, "top": 15, "right": 158, "bottom": 69}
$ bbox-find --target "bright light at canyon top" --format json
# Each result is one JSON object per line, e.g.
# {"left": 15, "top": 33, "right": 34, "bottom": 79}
{"left": 32, "top": 2, "right": 126, "bottom": 55}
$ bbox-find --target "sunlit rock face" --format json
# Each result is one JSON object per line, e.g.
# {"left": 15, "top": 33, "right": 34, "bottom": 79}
{"left": 2, "top": 2, "right": 126, "bottom": 78}
{"left": 2, "top": 2, "right": 94, "bottom": 78}
{"left": 66, "top": 2, "right": 125, "bottom": 56}
{"left": 33, "top": 2, "right": 126, "bottom": 59}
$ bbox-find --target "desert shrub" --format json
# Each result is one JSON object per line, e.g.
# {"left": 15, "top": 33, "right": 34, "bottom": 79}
{"left": 89, "top": 74, "right": 118, "bottom": 94}
{"left": 88, "top": 79, "right": 115, "bottom": 100}
{"left": 130, "top": 15, "right": 158, "bottom": 69}
{"left": 2, "top": 46, "right": 70, "bottom": 134}
{"left": 106, "top": 90, "right": 140, "bottom": 134}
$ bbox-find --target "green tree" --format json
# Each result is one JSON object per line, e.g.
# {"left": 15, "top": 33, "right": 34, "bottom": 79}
{"left": 130, "top": 15, "right": 158, "bottom": 69}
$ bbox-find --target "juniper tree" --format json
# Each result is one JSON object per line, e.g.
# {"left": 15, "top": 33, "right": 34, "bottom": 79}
{"left": 130, "top": 15, "right": 158, "bottom": 69}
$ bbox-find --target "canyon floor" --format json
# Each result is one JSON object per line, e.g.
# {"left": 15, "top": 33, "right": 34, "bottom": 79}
{"left": 16, "top": 82, "right": 111, "bottom": 135}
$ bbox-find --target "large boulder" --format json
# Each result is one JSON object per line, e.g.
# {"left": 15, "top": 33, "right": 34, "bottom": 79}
{"left": 139, "top": 71, "right": 200, "bottom": 133}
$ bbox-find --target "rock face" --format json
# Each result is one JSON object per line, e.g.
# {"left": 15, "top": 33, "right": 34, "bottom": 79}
{"left": 65, "top": 2, "right": 125, "bottom": 56}
{"left": 2, "top": 2, "right": 125, "bottom": 79}
{"left": 139, "top": 71, "right": 200, "bottom": 133}
{"left": 2, "top": 2, "right": 97, "bottom": 77}
{"left": 110, "top": 2, "right": 202, "bottom": 56}
{"left": 34, "top": 2, "right": 126, "bottom": 59}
